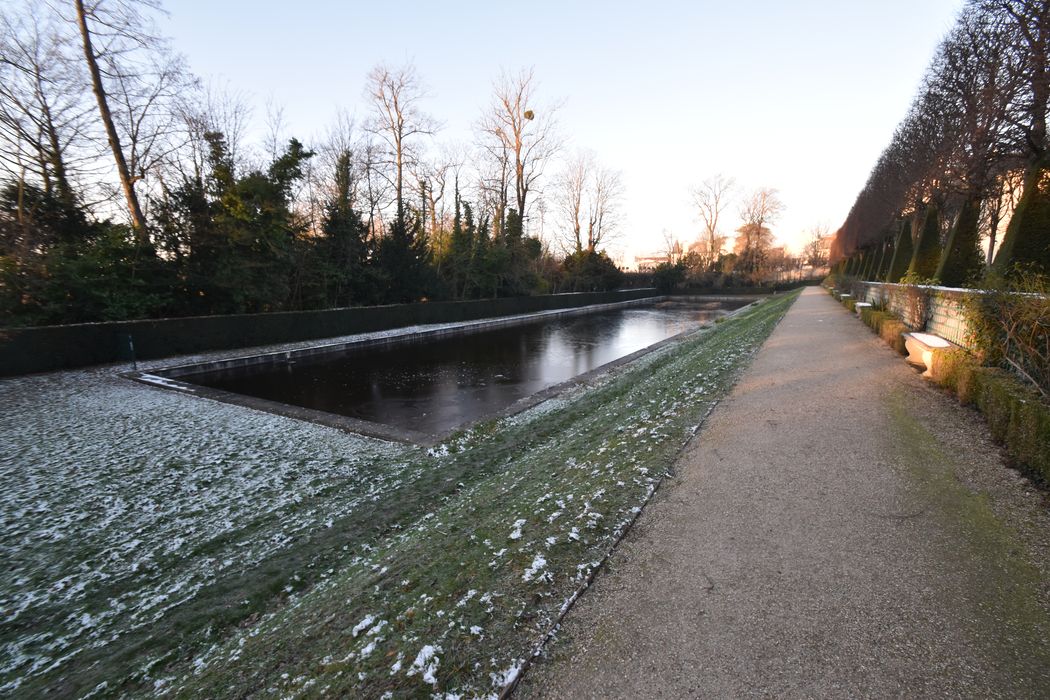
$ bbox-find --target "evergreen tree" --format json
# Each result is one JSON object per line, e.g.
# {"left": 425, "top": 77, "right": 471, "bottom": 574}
{"left": 561, "top": 249, "right": 623, "bottom": 292}
{"left": 907, "top": 206, "right": 941, "bottom": 280}
{"left": 872, "top": 235, "right": 890, "bottom": 280}
{"left": 374, "top": 213, "right": 434, "bottom": 303}
{"left": 313, "top": 151, "right": 369, "bottom": 307}
{"left": 859, "top": 247, "right": 874, "bottom": 280}
{"left": 444, "top": 191, "right": 476, "bottom": 299}
{"left": 936, "top": 195, "right": 983, "bottom": 287}
{"left": 992, "top": 162, "right": 1050, "bottom": 276}
{"left": 885, "top": 220, "right": 913, "bottom": 283}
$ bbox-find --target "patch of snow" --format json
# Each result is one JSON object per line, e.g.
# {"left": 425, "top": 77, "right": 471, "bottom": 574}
{"left": 352, "top": 615, "right": 376, "bottom": 638}
{"left": 491, "top": 660, "right": 523, "bottom": 690}
{"left": 522, "top": 554, "right": 547, "bottom": 582}
{"left": 456, "top": 590, "right": 477, "bottom": 608}
{"left": 407, "top": 644, "right": 441, "bottom": 686}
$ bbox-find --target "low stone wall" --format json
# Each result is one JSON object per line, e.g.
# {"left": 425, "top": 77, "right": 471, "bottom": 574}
{"left": 850, "top": 282, "right": 972, "bottom": 347}
{"left": 0, "top": 289, "right": 660, "bottom": 377}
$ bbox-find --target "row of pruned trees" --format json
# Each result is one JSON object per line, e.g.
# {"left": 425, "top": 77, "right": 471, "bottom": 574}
{"left": 835, "top": 0, "right": 1050, "bottom": 284}
{"left": 0, "top": 0, "right": 627, "bottom": 326}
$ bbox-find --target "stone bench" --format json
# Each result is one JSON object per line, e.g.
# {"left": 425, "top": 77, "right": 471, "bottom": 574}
{"left": 854, "top": 302, "right": 872, "bottom": 315}
{"left": 903, "top": 332, "right": 954, "bottom": 377}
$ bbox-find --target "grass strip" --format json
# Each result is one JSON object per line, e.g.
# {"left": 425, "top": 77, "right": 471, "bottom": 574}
{"left": 158, "top": 291, "right": 798, "bottom": 699}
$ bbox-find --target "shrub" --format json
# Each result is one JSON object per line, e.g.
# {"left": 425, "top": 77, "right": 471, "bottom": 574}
{"left": 930, "top": 353, "right": 1050, "bottom": 484}
{"left": 965, "top": 269, "right": 1050, "bottom": 398}
{"left": 861, "top": 308, "right": 894, "bottom": 334}
{"left": 651, "top": 261, "right": 686, "bottom": 293}
{"left": 561, "top": 249, "right": 624, "bottom": 292}
{"left": 880, "top": 318, "right": 908, "bottom": 355}
{"left": 930, "top": 348, "right": 980, "bottom": 404}
{"left": 973, "top": 368, "right": 1050, "bottom": 484}
{"left": 844, "top": 298, "right": 856, "bottom": 312}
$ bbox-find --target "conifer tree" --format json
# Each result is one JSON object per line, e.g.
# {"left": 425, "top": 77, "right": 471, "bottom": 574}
{"left": 936, "top": 196, "right": 983, "bottom": 286}
{"left": 872, "top": 236, "right": 891, "bottom": 280}
{"left": 992, "top": 163, "right": 1050, "bottom": 276}
{"left": 886, "top": 220, "right": 913, "bottom": 283}
{"left": 907, "top": 206, "right": 942, "bottom": 280}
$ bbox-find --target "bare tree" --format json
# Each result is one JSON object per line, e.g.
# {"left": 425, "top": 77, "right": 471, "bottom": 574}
{"left": 981, "top": 0, "right": 1050, "bottom": 163}
{"left": 740, "top": 187, "right": 785, "bottom": 231}
{"left": 690, "top": 174, "right": 735, "bottom": 269}
{"left": 263, "top": 96, "right": 288, "bottom": 164}
{"left": 475, "top": 137, "right": 511, "bottom": 236}
{"left": 662, "top": 229, "right": 683, "bottom": 264}
{"left": 477, "top": 68, "right": 560, "bottom": 233}
{"left": 200, "top": 81, "right": 251, "bottom": 176}
{"left": 586, "top": 160, "right": 623, "bottom": 251}
{"left": 555, "top": 150, "right": 623, "bottom": 253}
{"left": 72, "top": 0, "right": 197, "bottom": 243}
{"left": 803, "top": 223, "right": 831, "bottom": 267}
{"left": 109, "top": 49, "right": 194, "bottom": 214}
{"left": 556, "top": 151, "right": 588, "bottom": 252}
{"left": 359, "top": 135, "right": 391, "bottom": 240}
{"left": 364, "top": 63, "right": 437, "bottom": 228}
{"left": 0, "top": 4, "right": 95, "bottom": 209}
{"left": 736, "top": 187, "right": 784, "bottom": 273}
{"left": 74, "top": 0, "right": 147, "bottom": 238}
{"left": 412, "top": 148, "right": 457, "bottom": 247}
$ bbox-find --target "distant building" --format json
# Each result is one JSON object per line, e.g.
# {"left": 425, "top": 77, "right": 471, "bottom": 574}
{"left": 633, "top": 255, "right": 671, "bottom": 272}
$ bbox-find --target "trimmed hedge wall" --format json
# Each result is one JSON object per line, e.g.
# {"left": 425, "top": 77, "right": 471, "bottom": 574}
{"left": 930, "top": 350, "right": 1050, "bottom": 484}
{"left": 1, "top": 289, "right": 660, "bottom": 377}
{"left": 855, "top": 303, "right": 908, "bottom": 355}
{"left": 843, "top": 291, "right": 1049, "bottom": 483}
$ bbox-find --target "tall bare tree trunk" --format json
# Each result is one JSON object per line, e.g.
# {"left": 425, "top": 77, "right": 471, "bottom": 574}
{"left": 75, "top": 0, "right": 147, "bottom": 242}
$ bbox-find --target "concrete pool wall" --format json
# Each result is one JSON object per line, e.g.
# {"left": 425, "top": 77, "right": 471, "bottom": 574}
{"left": 1, "top": 288, "right": 662, "bottom": 377}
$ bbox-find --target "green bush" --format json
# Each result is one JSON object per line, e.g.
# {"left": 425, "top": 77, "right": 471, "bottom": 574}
{"left": 975, "top": 369, "right": 1050, "bottom": 483}
{"left": 964, "top": 270, "right": 1050, "bottom": 397}
{"left": 651, "top": 261, "right": 686, "bottom": 293}
{"left": 930, "top": 354, "right": 1050, "bottom": 484}
{"left": 861, "top": 308, "right": 894, "bottom": 334}
{"left": 880, "top": 318, "right": 908, "bottom": 355}
{"left": 930, "top": 348, "right": 980, "bottom": 403}
{"left": 844, "top": 298, "right": 856, "bottom": 312}
{"left": 561, "top": 249, "right": 624, "bottom": 292}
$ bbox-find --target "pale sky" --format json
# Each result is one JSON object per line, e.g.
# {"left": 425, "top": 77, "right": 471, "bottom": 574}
{"left": 164, "top": 0, "right": 963, "bottom": 261}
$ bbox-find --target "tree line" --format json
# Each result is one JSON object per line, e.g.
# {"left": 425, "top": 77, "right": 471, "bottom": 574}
{"left": 649, "top": 176, "right": 830, "bottom": 292}
{"left": 0, "top": 1, "right": 627, "bottom": 327}
{"left": 835, "top": 0, "right": 1050, "bottom": 285}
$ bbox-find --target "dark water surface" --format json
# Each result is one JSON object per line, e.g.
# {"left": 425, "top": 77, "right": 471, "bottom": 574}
{"left": 186, "top": 300, "right": 748, "bottom": 435}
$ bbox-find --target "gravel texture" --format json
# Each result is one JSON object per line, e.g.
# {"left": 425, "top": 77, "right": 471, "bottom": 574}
{"left": 519, "top": 286, "right": 1050, "bottom": 698}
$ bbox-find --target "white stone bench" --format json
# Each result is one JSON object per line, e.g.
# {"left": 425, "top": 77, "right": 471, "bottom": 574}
{"left": 903, "top": 332, "right": 954, "bottom": 377}
{"left": 854, "top": 302, "right": 872, "bottom": 315}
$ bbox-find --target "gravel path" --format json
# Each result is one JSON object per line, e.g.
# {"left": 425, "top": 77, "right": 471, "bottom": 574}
{"left": 519, "top": 286, "right": 1050, "bottom": 698}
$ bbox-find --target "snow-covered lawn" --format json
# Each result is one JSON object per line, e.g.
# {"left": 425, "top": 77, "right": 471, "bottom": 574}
{"left": 0, "top": 293, "right": 796, "bottom": 698}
